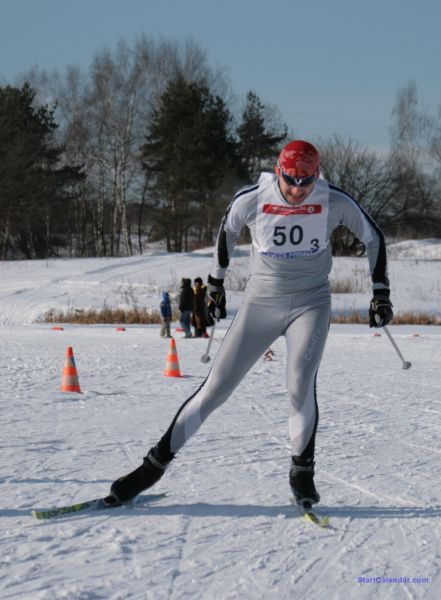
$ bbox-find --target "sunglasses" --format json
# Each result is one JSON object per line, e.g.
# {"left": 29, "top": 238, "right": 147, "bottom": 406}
{"left": 280, "top": 170, "right": 316, "bottom": 187}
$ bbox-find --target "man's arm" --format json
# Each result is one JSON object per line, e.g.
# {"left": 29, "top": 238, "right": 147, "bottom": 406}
{"left": 330, "top": 184, "right": 393, "bottom": 327}
{"left": 211, "top": 183, "right": 259, "bottom": 279}
{"left": 208, "top": 184, "right": 259, "bottom": 317}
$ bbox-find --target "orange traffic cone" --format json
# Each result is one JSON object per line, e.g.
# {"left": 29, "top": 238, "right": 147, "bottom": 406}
{"left": 60, "top": 346, "right": 82, "bottom": 392}
{"left": 163, "top": 338, "right": 182, "bottom": 378}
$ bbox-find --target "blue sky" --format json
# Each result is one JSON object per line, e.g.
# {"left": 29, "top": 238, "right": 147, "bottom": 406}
{"left": 2, "top": 0, "right": 441, "bottom": 153}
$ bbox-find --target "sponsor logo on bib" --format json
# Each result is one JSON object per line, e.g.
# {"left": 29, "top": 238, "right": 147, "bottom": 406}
{"left": 262, "top": 204, "right": 321, "bottom": 215}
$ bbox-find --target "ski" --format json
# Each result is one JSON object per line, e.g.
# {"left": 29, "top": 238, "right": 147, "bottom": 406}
{"left": 291, "top": 498, "right": 330, "bottom": 527}
{"left": 301, "top": 505, "right": 330, "bottom": 528}
{"left": 31, "top": 492, "right": 167, "bottom": 520}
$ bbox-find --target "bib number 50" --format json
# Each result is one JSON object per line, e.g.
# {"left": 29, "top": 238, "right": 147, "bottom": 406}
{"left": 273, "top": 225, "right": 303, "bottom": 246}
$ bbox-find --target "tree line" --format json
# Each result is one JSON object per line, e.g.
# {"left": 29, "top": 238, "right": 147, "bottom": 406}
{"left": 1, "top": 37, "right": 440, "bottom": 259}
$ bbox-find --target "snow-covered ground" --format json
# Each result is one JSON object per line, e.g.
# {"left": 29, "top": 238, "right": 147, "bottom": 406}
{"left": 1, "top": 241, "right": 440, "bottom": 599}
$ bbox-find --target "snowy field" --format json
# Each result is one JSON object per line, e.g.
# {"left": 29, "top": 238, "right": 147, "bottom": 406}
{"left": 1, "top": 240, "right": 441, "bottom": 599}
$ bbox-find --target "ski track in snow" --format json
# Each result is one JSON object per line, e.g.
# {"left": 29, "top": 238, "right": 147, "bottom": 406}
{"left": 1, "top": 323, "right": 440, "bottom": 600}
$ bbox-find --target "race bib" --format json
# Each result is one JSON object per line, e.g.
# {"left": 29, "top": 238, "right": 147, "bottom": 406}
{"left": 255, "top": 177, "right": 329, "bottom": 258}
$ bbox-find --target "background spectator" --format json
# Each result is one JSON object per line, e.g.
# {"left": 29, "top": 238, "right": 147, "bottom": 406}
{"left": 178, "top": 278, "right": 194, "bottom": 338}
{"left": 159, "top": 291, "right": 172, "bottom": 338}
{"left": 192, "top": 277, "right": 210, "bottom": 338}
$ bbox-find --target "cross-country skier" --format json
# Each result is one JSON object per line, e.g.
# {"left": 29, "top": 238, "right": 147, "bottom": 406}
{"left": 107, "top": 140, "right": 393, "bottom": 507}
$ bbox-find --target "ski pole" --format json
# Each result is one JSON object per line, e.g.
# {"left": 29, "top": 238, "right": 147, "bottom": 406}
{"left": 383, "top": 325, "right": 412, "bottom": 370}
{"left": 201, "top": 318, "right": 217, "bottom": 363}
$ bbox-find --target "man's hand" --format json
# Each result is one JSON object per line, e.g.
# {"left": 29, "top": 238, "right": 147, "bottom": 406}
{"left": 206, "top": 275, "right": 226, "bottom": 319}
{"left": 369, "top": 291, "right": 393, "bottom": 328}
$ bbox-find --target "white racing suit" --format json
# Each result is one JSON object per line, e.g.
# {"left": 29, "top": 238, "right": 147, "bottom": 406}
{"left": 156, "top": 173, "right": 389, "bottom": 461}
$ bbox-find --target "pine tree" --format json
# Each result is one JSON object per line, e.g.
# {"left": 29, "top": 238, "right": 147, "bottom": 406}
{"left": 141, "top": 75, "right": 236, "bottom": 251}
{"left": 236, "top": 91, "right": 287, "bottom": 182}
{"left": 0, "top": 83, "right": 83, "bottom": 258}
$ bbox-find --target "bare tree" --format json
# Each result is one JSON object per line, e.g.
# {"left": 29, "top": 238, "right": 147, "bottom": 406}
{"left": 389, "top": 82, "right": 441, "bottom": 237}
{"left": 317, "top": 136, "right": 409, "bottom": 252}
{"left": 319, "top": 136, "right": 394, "bottom": 220}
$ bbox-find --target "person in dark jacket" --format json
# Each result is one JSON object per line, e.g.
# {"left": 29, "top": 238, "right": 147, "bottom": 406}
{"left": 159, "top": 291, "right": 172, "bottom": 338}
{"left": 191, "top": 277, "right": 210, "bottom": 338}
{"left": 178, "top": 278, "right": 194, "bottom": 338}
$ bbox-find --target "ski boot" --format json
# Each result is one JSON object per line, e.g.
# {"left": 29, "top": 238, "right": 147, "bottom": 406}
{"left": 108, "top": 446, "right": 173, "bottom": 503}
{"left": 289, "top": 456, "right": 320, "bottom": 506}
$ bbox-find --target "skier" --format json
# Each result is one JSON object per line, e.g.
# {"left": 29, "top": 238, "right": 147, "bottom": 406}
{"left": 107, "top": 140, "right": 393, "bottom": 507}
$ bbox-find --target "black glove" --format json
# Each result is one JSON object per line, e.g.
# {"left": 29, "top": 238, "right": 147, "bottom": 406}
{"left": 206, "top": 274, "right": 226, "bottom": 320}
{"left": 369, "top": 290, "right": 393, "bottom": 328}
